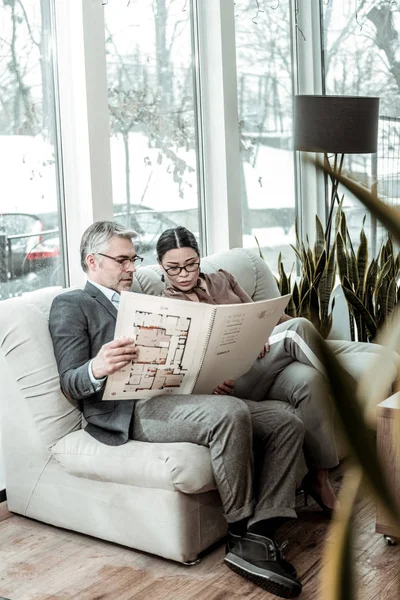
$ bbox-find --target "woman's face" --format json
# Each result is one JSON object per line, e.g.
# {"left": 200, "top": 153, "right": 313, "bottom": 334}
{"left": 160, "top": 247, "right": 200, "bottom": 291}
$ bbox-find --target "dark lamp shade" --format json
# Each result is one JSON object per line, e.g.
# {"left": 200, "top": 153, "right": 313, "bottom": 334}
{"left": 294, "top": 95, "right": 379, "bottom": 154}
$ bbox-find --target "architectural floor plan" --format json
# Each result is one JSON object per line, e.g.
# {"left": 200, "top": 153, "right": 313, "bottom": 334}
{"left": 103, "top": 291, "right": 290, "bottom": 400}
{"left": 123, "top": 310, "right": 191, "bottom": 392}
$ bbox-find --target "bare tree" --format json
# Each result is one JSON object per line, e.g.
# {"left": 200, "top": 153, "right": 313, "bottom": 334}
{"left": 106, "top": 0, "right": 195, "bottom": 217}
{"left": 0, "top": 0, "right": 53, "bottom": 135}
{"left": 367, "top": 5, "right": 400, "bottom": 93}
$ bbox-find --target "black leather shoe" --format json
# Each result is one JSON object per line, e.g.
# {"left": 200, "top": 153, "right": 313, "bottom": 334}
{"left": 224, "top": 532, "right": 302, "bottom": 598}
{"left": 226, "top": 531, "right": 297, "bottom": 578}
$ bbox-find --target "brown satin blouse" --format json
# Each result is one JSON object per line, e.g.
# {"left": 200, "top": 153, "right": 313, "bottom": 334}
{"left": 162, "top": 269, "right": 253, "bottom": 305}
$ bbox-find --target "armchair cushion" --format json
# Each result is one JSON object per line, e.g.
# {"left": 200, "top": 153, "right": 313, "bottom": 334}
{"left": 0, "top": 288, "right": 82, "bottom": 450}
{"left": 52, "top": 430, "right": 216, "bottom": 493}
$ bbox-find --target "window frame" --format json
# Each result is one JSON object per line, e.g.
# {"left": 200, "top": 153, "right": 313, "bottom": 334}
{"left": 55, "top": 0, "right": 325, "bottom": 278}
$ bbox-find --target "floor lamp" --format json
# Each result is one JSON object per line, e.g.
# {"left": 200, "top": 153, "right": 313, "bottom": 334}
{"left": 294, "top": 95, "right": 379, "bottom": 251}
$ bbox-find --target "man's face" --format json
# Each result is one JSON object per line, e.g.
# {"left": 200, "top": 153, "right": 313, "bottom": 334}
{"left": 86, "top": 236, "right": 137, "bottom": 293}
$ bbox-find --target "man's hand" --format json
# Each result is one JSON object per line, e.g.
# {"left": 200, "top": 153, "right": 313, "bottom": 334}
{"left": 213, "top": 380, "right": 235, "bottom": 396}
{"left": 91, "top": 337, "right": 139, "bottom": 379}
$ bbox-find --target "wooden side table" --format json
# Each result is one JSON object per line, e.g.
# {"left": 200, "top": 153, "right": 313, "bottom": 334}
{"left": 376, "top": 393, "right": 400, "bottom": 545}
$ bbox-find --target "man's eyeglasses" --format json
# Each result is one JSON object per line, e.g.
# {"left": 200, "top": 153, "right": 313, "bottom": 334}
{"left": 97, "top": 252, "right": 144, "bottom": 269}
{"left": 163, "top": 262, "right": 200, "bottom": 276}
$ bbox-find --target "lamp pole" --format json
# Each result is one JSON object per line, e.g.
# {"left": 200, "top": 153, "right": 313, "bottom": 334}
{"left": 325, "top": 152, "right": 344, "bottom": 252}
{"left": 294, "top": 94, "right": 379, "bottom": 253}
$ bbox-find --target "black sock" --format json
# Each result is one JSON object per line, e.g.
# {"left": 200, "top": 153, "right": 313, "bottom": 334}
{"left": 248, "top": 517, "right": 289, "bottom": 540}
{"left": 228, "top": 518, "right": 248, "bottom": 537}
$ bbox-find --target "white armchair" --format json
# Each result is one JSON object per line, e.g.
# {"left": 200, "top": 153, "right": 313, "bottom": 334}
{"left": 0, "top": 248, "right": 398, "bottom": 564}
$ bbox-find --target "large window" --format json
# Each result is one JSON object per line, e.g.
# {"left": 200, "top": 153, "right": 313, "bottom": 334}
{"left": 0, "top": 0, "right": 66, "bottom": 299}
{"left": 322, "top": 1, "right": 400, "bottom": 255}
{"left": 104, "top": 0, "right": 201, "bottom": 265}
{"left": 234, "top": 0, "right": 296, "bottom": 273}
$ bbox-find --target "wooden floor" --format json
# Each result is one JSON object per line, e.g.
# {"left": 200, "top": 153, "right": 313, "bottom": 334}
{"left": 0, "top": 471, "right": 399, "bottom": 600}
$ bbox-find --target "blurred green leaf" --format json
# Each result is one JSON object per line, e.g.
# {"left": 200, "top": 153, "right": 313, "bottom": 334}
{"left": 321, "top": 467, "right": 361, "bottom": 600}
{"left": 315, "top": 337, "right": 400, "bottom": 534}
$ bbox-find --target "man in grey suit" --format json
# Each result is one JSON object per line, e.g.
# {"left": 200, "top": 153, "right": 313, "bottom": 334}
{"left": 49, "top": 221, "right": 304, "bottom": 598}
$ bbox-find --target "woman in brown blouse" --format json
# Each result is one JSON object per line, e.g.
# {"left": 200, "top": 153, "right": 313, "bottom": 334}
{"left": 156, "top": 225, "right": 339, "bottom": 520}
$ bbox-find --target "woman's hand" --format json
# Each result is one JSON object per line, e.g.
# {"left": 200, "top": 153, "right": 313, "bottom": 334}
{"left": 213, "top": 380, "right": 235, "bottom": 395}
{"left": 278, "top": 313, "right": 293, "bottom": 324}
{"left": 258, "top": 342, "right": 270, "bottom": 359}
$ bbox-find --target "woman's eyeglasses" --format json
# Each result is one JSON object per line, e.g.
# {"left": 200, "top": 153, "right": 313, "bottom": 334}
{"left": 163, "top": 262, "right": 200, "bottom": 276}
{"left": 97, "top": 253, "right": 144, "bottom": 269}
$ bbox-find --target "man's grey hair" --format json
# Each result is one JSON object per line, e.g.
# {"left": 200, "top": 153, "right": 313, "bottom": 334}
{"left": 80, "top": 221, "right": 138, "bottom": 272}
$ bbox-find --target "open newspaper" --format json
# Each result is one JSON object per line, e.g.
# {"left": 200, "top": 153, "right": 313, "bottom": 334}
{"left": 102, "top": 292, "right": 291, "bottom": 400}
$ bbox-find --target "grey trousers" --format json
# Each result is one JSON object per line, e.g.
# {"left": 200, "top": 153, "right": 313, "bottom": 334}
{"left": 234, "top": 317, "right": 339, "bottom": 470}
{"left": 132, "top": 393, "right": 304, "bottom": 525}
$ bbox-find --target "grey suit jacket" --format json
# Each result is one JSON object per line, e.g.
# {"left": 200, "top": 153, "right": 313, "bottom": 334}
{"left": 49, "top": 282, "right": 135, "bottom": 446}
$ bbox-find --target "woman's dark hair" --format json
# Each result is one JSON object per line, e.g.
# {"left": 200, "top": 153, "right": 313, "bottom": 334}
{"left": 156, "top": 226, "right": 200, "bottom": 262}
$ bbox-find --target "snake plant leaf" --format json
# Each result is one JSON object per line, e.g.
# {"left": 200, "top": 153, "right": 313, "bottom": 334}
{"left": 315, "top": 248, "right": 327, "bottom": 282}
{"left": 385, "top": 278, "right": 397, "bottom": 319}
{"left": 377, "top": 280, "right": 390, "bottom": 329}
{"left": 395, "top": 253, "right": 400, "bottom": 275}
{"left": 299, "top": 239, "right": 307, "bottom": 261}
{"left": 294, "top": 217, "right": 301, "bottom": 248}
{"left": 278, "top": 256, "right": 291, "bottom": 296}
{"left": 292, "top": 281, "right": 300, "bottom": 314}
{"left": 356, "top": 228, "right": 369, "bottom": 297}
{"left": 334, "top": 198, "right": 345, "bottom": 232}
{"left": 347, "top": 235, "right": 359, "bottom": 291}
{"left": 337, "top": 233, "right": 349, "bottom": 283}
{"left": 365, "top": 259, "right": 378, "bottom": 315}
{"left": 314, "top": 337, "right": 400, "bottom": 534}
{"left": 290, "top": 243, "right": 303, "bottom": 265}
{"left": 341, "top": 278, "right": 377, "bottom": 339}
{"left": 281, "top": 272, "right": 291, "bottom": 296}
{"left": 314, "top": 215, "right": 326, "bottom": 263}
{"left": 286, "top": 294, "right": 297, "bottom": 317}
{"left": 306, "top": 247, "right": 315, "bottom": 280}
{"left": 318, "top": 271, "right": 335, "bottom": 339}
{"left": 319, "top": 311, "right": 333, "bottom": 340}
{"left": 365, "top": 259, "right": 378, "bottom": 293}
{"left": 301, "top": 302, "right": 312, "bottom": 323}
{"left": 309, "top": 285, "right": 321, "bottom": 331}
{"left": 348, "top": 310, "right": 356, "bottom": 342}
{"left": 254, "top": 235, "right": 265, "bottom": 261}
{"left": 374, "top": 259, "right": 392, "bottom": 305}
{"left": 319, "top": 243, "right": 336, "bottom": 322}
{"left": 380, "top": 238, "right": 391, "bottom": 270}
{"left": 384, "top": 236, "right": 394, "bottom": 275}
{"left": 299, "top": 285, "right": 312, "bottom": 317}
{"left": 353, "top": 312, "right": 365, "bottom": 342}
{"left": 299, "top": 274, "right": 310, "bottom": 303}
{"left": 318, "top": 270, "right": 330, "bottom": 321}
{"left": 312, "top": 270, "right": 324, "bottom": 294}
{"left": 326, "top": 240, "right": 337, "bottom": 293}
{"left": 340, "top": 210, "right": 348, "bottom": 241}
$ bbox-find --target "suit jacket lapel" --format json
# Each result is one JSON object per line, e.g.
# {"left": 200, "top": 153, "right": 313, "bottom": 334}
{"left": 84, "top": 281, "right": 118, "bottom": 320}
